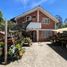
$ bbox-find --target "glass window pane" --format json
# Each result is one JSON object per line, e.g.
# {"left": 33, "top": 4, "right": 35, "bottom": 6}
{"left": 42, "top": 18, "right": 50, "bottom": 24}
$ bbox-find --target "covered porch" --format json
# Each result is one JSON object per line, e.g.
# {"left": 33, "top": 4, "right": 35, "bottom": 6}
{"left": 27, "top": 29, "right": 54, "bottom": 42}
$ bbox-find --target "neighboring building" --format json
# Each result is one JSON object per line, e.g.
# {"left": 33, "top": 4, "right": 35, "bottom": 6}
{"left": 11, "top": 6, "right": 59, "bottom": 42}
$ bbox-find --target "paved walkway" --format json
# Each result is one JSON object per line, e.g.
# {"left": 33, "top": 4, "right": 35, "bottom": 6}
{"left": 0, "top": 42, "right": 67, "bottom": 67}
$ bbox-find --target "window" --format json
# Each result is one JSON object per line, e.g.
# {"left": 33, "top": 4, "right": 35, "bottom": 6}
{"left": 42, "top": 18, "right": 50, "bottom": 24}
{"left": 26, "top": 16, "right": 32, "bottom": 21}
{"left": 42, "top": 30, "right": 52, "bottom": 38}
{"left": 32, "top": 16, "right": 36, "bottom": 18}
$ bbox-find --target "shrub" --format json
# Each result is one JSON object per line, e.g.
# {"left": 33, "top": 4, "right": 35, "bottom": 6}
{"left": 8, "top": 43, "right": 25, "bottom": 60}
{"left": 15, "top": 43, "right": 25, "bottom": 58}
{"left": 0, "top": 42, "right": 4, "bottom": 47}
{"left": 19, "top": 48, "right": 25, "bottom": 57}
{"left": 0, "top": 42, "right": 4, "bottom": 56}
{"left": 15, "top": 43, "right": 22, "bottom": 51}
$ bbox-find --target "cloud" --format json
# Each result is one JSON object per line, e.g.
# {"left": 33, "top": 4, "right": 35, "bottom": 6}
{"left": 15, "top": 0, "right": 48, "bottom": 9}
{"left": 31, "top": 0, "right": 48, "bottom": 7}
{"left": 15, "top": 0, "right": 56, "bottom": 10}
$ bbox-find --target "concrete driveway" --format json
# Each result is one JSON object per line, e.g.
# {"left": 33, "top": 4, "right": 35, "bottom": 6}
{"left": 0, "top": 42, "right": 67, "bottom": 67}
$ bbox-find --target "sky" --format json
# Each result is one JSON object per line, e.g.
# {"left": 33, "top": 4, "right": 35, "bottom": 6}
{"left": 0, "top": 0, "right": 67, "bottom": 21}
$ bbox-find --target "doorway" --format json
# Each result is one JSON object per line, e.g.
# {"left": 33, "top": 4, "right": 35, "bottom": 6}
{"left": 30, "top": 31, "right": 37, "bottom": 42}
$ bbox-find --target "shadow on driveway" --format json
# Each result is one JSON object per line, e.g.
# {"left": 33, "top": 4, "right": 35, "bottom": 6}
{"left": 47, "top": 43, "right": 67, "bottom": 60}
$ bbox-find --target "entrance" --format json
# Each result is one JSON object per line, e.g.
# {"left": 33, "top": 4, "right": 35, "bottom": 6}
{"left": 30, "top": 31, "right": 37, "bottom": 42}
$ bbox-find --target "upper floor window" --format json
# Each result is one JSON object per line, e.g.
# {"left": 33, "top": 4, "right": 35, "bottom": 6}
{"left": 42, "top": 18, "right": 50, "bottom": 24}
{"left": 32, "top": 16, "right": 36, "bottom": 18}
{"left": 26, "top": 16, "right": 32, "bottom": 21}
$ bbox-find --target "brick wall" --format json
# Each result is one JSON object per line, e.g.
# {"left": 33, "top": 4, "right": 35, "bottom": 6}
{"left": 16, "top": 10, "right": 55, "bottom": 29}
{"left": 39, "top": 11, "right": 55, "bottom": 29}
{"left": 16, "top": 11, "right": 37, "bottom": 23}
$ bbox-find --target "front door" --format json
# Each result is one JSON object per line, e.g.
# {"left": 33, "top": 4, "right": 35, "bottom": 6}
{"left": 31, "top": 31, "right": 37, "bottom": 42}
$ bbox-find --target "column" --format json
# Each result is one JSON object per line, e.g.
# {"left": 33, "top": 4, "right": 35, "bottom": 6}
{"left": 37, "top": 30, "right": 39, "bottom": 42}
{"left": 37, "top": 9, "right": 39, "bottom": 22}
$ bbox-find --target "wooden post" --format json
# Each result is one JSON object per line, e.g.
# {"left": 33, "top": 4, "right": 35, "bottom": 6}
{"left": 3, "top": 20, "right": 8, "bottom": 64}
{"left": 37, "top": 9, "right": 39, "bottom": 22}
{"left": 37, "top": 30, "right": 39, "bottom": 42}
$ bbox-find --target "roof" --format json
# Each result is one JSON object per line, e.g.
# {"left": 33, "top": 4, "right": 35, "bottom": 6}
{"left": 15, "top": 6, "right": 59, "bottom": 23}
{"left": 52, "top": 28, "right": 67, "bottom": 33}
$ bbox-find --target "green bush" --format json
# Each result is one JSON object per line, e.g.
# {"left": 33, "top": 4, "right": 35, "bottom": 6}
{"left": 21, "top": 37, "right": 32, "bottom": 46}
{"left": 15, "top": 43, "right": 22, "bottom": 51}
{"left": 0, "top": 42, "right": 4, "bottom": 47}
{"left": 0, "top": 42, "right": 4, "bottom": 56}
{"left": 8, "top": 45, "right": 16, "bottom": 57}
{"left": 8, "top": 43, "right": 25, "bottom": 59}
{"left": 15, "top": 43, "right": 25, "bottom": 57}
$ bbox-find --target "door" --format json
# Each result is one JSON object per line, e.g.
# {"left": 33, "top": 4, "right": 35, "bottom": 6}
{"left": 31, "top": 31, "right": 37, "bottom": 42}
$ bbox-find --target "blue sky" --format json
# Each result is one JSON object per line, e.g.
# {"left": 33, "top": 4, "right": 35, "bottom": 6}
{"left": 0, "top": 0, "right": 67, "bottom": 21}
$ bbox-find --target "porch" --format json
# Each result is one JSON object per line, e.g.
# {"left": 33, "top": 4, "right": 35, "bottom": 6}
{"left": 28, "top": 29, "right": 54, "bottom": 42}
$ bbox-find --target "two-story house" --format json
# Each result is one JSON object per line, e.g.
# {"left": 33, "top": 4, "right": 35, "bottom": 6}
{"left": 11, "top": 6, "right": 59, "bottom": 42}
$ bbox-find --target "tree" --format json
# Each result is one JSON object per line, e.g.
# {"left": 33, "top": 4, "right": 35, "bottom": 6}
{"left": 11, "top": 20, "right": 32, "bottom": 37}
{"left": 9, "top": 18, "right": 32, "bottom": 43}
{"left": 0, "top": 11, "right": 5, "bottom": 30}
{"left": 55, "top": 15, "right": 63, "bottom": 28}
{"left": 64, "top": 18, "right": 67, "bottom": 24}
{"left": 8, "top": 21, "right": 16, "bottom": 32}
{"left": 62, "top": 18, "right": 67, "bottom": 28}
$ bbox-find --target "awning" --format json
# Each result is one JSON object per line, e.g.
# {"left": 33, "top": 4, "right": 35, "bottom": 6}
{"left": 52, "top": 28, "right": 67, "bottom": 33}
{"left": 27, "top": 22, "right": 41, "bottom": 30}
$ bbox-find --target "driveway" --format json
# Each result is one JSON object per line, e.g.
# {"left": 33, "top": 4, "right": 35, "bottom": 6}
{"left": 0, "top": 42, "right": 67, "bottom": 67}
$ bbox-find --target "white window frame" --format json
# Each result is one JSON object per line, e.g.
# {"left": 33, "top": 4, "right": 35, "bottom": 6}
{"left": 42, "top": 30, "right": 52, "bottom": 38}
{"left": 42, "top": 18, "right": 50, "bottom": 24}
{"left": 26, "top": 16, "right": 32, "bottom": 21}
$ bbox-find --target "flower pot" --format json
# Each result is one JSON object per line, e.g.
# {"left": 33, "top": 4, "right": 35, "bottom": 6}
{"left": 23, "top": 43, "right": 29, "bottom": 46}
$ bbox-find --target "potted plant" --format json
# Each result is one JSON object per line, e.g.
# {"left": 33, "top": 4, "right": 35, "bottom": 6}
{"left": 21, "top": 37, "right": 32, "bottom": 46}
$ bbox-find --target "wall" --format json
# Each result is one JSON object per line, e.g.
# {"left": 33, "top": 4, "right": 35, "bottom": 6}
{"left": 39, "top": 11, "right": 55, "bottom": 29}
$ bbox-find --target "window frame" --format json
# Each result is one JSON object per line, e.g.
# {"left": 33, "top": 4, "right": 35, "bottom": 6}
{"left": 42, "top": 30, "right": 52, "bottom": 38}
{"left": 42, "top": 18, "right": 50, "bottom": 24}
{"left": 26, "top": 16, "right": 32, "bottom": 21}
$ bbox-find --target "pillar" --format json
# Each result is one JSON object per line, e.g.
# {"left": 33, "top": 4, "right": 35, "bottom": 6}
{"left": 37, "top": 30, "right": 39, "bottom": 42}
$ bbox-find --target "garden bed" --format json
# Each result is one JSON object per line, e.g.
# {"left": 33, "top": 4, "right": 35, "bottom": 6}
{"left": 0, "top": 42, "right": 25, "bottom": 64}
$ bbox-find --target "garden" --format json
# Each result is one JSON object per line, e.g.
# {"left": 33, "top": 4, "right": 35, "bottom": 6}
{"left": 0, "top": 30, "right": 32, "bottom": 64}
{"left": 0, "top": 11, "right": 32, "bottom": 64}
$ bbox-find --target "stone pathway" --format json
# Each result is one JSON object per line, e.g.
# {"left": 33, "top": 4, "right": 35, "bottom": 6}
{"left": 0, "top": 42, "right": 67, "bottom": 67}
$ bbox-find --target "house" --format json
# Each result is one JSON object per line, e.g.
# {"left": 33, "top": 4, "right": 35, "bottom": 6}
{"left": 11, "top": 6, "right": 59, "bottom": 42}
